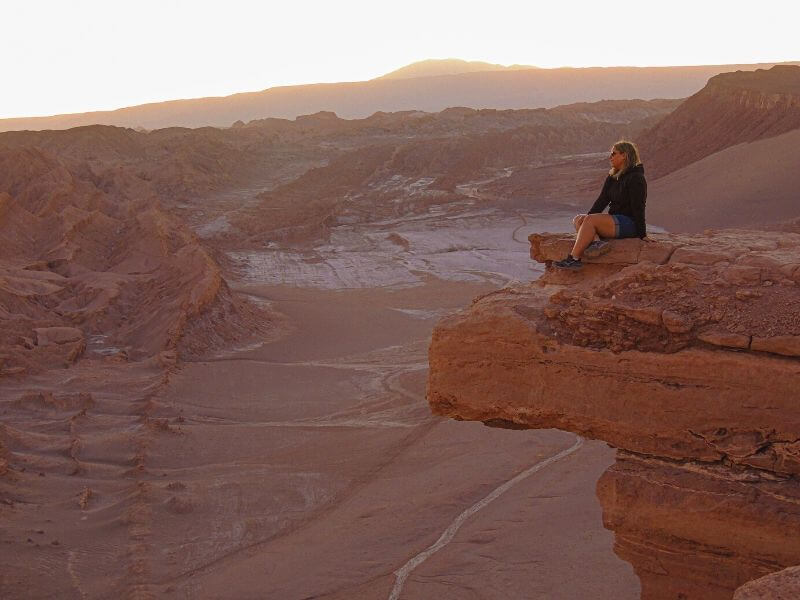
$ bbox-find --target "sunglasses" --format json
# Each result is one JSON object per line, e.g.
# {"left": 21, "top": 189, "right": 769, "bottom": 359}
{"left": 609, "top": 150, "right": 622, "bottom": 157}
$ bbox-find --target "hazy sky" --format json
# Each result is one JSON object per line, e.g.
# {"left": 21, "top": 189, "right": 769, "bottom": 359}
{"left": 3, "top": 0, "right": 797, "bottom": 119}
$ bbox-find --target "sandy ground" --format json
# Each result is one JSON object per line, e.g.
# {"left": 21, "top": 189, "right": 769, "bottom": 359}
{"left": 148, "top": 281, "right": 638, "bottom": 599}
{"left": 0, "top": 207, "right": 640, "bottom": 599}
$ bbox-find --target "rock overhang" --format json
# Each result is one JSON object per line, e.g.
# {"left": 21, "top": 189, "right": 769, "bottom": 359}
{"left": 427, "top": 230, "right": 800, "bottom": 475}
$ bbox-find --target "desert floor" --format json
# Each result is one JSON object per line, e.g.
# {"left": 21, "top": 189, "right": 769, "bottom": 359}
{"left": 1, "top": 206, "right": 640, "bottom": 599}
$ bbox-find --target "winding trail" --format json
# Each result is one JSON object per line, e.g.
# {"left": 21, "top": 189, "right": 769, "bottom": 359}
{"left": 512, "top": 210, "right": 532, "bottom": 244}
{"left": 156, "top": 344, "right": 438, "bottom": 590}
{"left": 388, "top": 435, "right": 585, "bottom": 600}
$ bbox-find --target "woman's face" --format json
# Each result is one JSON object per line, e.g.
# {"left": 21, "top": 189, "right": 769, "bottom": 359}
{"left": 610, "top": 147, "right": 626, "bottom": 171}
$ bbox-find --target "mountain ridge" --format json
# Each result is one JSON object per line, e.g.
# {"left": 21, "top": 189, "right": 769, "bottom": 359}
{"left": 376, "top": 58, "right": 537, "bottom": 79}
{"left": 3, "top": 61, "right": 798, "bottom": 132}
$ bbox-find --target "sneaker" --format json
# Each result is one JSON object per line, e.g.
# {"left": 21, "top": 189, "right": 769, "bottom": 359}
{"left": 583, "top": 240, "right": 611, "bottom": 258}
{"left": 553, "top": 255, "right": 583, "bottom": 270}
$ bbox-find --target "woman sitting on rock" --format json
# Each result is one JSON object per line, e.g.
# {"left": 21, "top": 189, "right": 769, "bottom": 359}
{"left": 554, "top": 140, "right": 647, "bottom": 270}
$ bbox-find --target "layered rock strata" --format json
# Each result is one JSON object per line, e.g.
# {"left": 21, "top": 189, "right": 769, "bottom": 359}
{"left": 0, "top": 146, "right": 262, "bottom": 377}
{"left": 427, "top": 231, "right": 800, "bottom": 599}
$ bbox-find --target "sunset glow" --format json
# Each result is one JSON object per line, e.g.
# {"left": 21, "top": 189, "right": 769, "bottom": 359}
{"left": 4, "top": 0, "right": 797, "bottom": 119}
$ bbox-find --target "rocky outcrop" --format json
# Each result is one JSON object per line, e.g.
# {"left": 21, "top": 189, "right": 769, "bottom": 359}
{"left": 0, "top": 145, "right": 264, "bottom": 377}
{"left": 427, "top": 231, "right": 800, "bottom": 599}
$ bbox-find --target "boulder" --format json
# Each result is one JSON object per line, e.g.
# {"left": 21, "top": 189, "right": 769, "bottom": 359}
{"left": 34, "top": 327, "right": 84, "bottom": 347}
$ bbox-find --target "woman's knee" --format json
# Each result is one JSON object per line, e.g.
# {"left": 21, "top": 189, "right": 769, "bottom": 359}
{"left": 580, "top": 214, "right": 603, "bottom": 230}
{"left": 590, "top": 214, "right": 617, "bottom": 238}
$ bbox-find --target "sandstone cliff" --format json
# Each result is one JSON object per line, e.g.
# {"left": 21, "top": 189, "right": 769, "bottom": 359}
{"left": 427, "top": 231, "right": 800, "bottom": 599}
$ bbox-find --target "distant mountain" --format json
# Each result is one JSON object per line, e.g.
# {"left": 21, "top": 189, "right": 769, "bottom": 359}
{"left": 641, "top": 65, "right": 800, "bottom": 179}
{"left": 377, "top": 58, "right": 536, "bottom": 79}
{"left": 2, "top": 61, "right": 798, "bottom": 132}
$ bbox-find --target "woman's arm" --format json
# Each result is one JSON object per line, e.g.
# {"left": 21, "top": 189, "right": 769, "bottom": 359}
{"left": 627, "top": 175, "right": 647, "bottom": 238}
{"left": 588, "top": 176, "right": 612, "bottom": 214}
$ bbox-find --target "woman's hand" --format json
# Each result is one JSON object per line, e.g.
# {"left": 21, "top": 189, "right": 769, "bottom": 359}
{"left": 572, "top": 214, "right": 587, "bottom": 231}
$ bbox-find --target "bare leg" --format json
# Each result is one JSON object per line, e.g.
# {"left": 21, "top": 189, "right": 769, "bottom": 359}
{"left": 571, "top": 214, "right": 616, "bottom": 259}
{"left": 573, "top": 214, "right": 600, "bottom": 241}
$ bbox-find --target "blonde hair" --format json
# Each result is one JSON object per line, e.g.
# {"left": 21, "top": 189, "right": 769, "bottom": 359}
{"left": 610, "top": 140, "right": 642, "bottom": 178}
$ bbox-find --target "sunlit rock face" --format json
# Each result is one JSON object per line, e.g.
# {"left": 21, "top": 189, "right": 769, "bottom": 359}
{"left": 427, "top": 231, "right": 800, "bottom": 599}
{"left": 598, "top": 454, "right": 800, "bottom": 600}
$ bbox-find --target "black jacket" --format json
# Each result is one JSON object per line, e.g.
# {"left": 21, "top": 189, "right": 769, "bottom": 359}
{"left": 588, "top": 164, "right": 647, "bottom": 238}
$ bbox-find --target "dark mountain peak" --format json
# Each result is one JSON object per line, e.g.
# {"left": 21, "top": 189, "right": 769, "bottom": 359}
{"left": 377, "top": 58, "right": 537, "bottom": 80}
{"left": 708, "top": 64, "right": 800, "bottom": 94}
{"left": 295, "top": 111, "right": 340, "bottom": 122}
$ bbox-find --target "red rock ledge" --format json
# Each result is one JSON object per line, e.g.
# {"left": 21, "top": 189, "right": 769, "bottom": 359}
{"left": 427, "top": 230, "right": 800, "bottom": 599}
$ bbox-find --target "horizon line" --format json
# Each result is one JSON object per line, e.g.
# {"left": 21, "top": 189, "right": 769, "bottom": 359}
{"left": 2, "top": 58, "right": 798, "bottom": 122}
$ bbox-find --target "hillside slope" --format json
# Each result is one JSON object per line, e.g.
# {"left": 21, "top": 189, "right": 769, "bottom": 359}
{"left": 648, "top": 127, "right": 800, "bottom": 232}
{"left": 641, "top": 65, "right": 800, "bottom": 179}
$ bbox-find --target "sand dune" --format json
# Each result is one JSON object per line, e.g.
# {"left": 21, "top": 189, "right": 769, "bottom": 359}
{"left": 648, "top": 127, "right": 800, "bottom": 232}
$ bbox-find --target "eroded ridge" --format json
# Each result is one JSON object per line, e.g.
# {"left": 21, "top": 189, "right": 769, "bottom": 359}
{"left": 427, "top": 230, "right": 800, "bottom": 599}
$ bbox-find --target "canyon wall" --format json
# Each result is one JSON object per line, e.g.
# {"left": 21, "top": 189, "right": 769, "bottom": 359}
{"left": 427, "top": 231, "right": 800, "bottom": 599}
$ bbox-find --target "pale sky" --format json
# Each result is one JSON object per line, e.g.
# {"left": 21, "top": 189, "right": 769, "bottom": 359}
{"left": 2, "top": 0, "right": 797, "bottom": 119}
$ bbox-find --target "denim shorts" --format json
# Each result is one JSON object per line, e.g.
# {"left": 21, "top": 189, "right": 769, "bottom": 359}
{"left": 612, "top": 214, "right": 638, "bottom": 238}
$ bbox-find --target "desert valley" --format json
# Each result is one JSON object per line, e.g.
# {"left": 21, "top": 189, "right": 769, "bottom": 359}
{"left": 2, "top": 60, "right": 800, "bottom": 599}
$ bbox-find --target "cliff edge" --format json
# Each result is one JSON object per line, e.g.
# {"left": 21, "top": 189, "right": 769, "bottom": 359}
{"left": 427, "top": 231, "right": 800, "bottom": 599}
